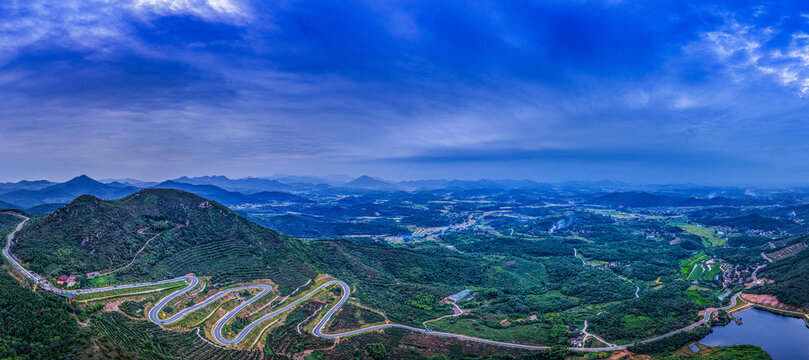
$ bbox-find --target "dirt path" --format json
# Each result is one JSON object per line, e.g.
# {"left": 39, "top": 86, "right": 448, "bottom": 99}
{"left": 423, "top": 303, "right": 464, "bottom": 331}
{"left": 582, "top": 319, "right": 616, "bottom": 348}
{"left": 99, "top": 232, "right": 162, "bottom": 276}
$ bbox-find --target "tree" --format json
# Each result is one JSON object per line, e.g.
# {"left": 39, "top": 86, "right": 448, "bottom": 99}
{"left": 366, "top": 342, "right": 387, "bottom": 359}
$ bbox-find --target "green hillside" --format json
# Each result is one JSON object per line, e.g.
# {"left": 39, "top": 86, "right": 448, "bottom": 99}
{"left": 749, "top": 247, "right": 809, "bottom": 309}
{"left": 12, "top": 189, "right": 315, "bottom": 293}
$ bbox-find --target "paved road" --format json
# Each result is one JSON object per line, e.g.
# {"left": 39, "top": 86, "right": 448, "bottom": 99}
{"left": 0, "top": 213, "right": 765, "bottom": 351}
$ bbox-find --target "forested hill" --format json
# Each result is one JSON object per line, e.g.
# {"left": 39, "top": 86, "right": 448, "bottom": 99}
{"left": 12, "top": 189, "right": 316, "bottom": 293}
{"left": 750, "top": 244, "right": 809, "bottom": 309}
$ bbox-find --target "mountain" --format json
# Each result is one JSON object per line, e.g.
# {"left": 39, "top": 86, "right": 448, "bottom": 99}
{"left": 0, "top": 175, "right": 139, "bottom": 208}
{"left": 170, "top": 175, "right": 302, "bottom": 193}
{"left": 26, "top": 203, "right": 66, "bottom": 214}
{"left": 342, "top": 175, "right": 393, "bottom": 189}
{"left": 268, "top": 174, "right": 352, "bottom": 186}
{"left": 397, "top": 179, "right": 546, "bottom": 191}
{"left": 0, "top": 180, "right": 55, "bottom": 194}
{"left": 101, "top": 178, "right": 158, "bottom": 187}
{"left": 150, "top": 181, "right": 253, "bottom": 205}
{"left": 0, "top": 200, "right": 22, "bottom": 210}
{"left": 12, "top": 189, "right": 315, "bottom": 293}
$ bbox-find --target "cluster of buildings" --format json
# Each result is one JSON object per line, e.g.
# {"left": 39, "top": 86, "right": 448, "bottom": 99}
{"left": 642, "top": 227, "right": 678, "bottom": 239}
{"left": 714, "top": 226, "right": 738, "bottom": 234}
{"left": 594, "top": 261, "right": 623, "bottom": 270}
{"left": 746, "top": 228, "right": 786, "bottom": 236}
{"left": 565, "top": 326, "right": 584, "bottom": 347}
{"left": 722, "top": 265, "right": 754, "bottom": 286}
{"left": 56, "top": 274, "right": 80, "bottom": 287}
{"left": 55, "top": 271, "right": 100, "bottom": 288}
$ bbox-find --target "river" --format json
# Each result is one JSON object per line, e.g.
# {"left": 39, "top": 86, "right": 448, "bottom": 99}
{"left": 699, "top": 308, "right": 809, "bottom": 360}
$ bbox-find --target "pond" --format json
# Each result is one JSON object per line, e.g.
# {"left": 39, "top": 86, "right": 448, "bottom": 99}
{"left": 699, "top": 308, "right": 809, "bottom": 360}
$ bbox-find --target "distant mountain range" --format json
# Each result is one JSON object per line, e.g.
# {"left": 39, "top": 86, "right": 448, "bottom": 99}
{"left": 100, "top": 178, "right": 159, "bottom": 187}
{"left": 267, "top": 174, "right": 353, "bottom": 186}
{"left": 150, "top": 180, "right": 254, "bottom": 206}
{"left": 0, "top": 175, "right": 138, "bottom": 209}
{"left": 170, "top": 176, "right": 295, "bottom": 193}
{"left": 0, "top": 180, "right": 54, "bottom": 192}
{"left": 0, "top": 174, "right": 790, "bottom": 214}
{"left": 0, "top": 175, "right": 328, "bottom": 211}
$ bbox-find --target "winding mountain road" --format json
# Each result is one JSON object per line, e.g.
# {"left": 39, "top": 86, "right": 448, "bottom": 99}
{"left": 1, "top": 213, "right": 765, "bottom": 351}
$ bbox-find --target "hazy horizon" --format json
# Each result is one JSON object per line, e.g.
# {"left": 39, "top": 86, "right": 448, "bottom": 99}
{"left": 1, "top": 173, "right": 807, "bottom": 189}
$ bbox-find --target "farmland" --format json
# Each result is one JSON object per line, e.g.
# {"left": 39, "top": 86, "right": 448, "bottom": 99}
{"left": 681, "top": 253, "right": 723, "bottom": 282}
{"left": 673, "top": 223, "right": 727, "bottom": 247}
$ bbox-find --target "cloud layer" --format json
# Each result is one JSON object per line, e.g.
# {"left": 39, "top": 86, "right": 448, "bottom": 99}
{"left": 1, "top": 0, "right": 809, "bottom": 184}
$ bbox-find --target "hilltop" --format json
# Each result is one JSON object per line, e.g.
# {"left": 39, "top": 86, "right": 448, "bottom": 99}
{"left": 342, "top": 175, "right": 393, "bottom": 189}
{"left": 12, "top": 188, "right": 315, "bottom": 293}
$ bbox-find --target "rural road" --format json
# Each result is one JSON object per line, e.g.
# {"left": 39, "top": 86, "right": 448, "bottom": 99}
{"left": 1, "top": 213, "right": 764, "bottom": 351}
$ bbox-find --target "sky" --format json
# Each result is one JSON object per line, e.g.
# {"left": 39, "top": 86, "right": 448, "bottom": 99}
{"left": 2, "top": 1, "right": 809, "bottom": 184}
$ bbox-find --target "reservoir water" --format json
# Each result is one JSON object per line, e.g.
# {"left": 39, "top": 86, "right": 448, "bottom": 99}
{"left": 699, "top": 308, "right": 809, "bottom": 360}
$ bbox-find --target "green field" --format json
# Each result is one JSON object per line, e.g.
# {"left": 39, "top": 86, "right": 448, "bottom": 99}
{"left": 681, "top": 252, "right": 708, "bottom": 275}
{"left": 85, "top": 273, "right": 116, "bottom": 287}
{"left": 672, "top": 223, "right": 726, "bottom": 247}
{"left": 680, "top": 252, "right": 722, "bottom": 282}
{"left": 685, "top": 290, "right": 711, "bottom": 304}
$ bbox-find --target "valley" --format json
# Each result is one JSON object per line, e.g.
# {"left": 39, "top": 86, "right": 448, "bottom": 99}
{"left": 1, "top": 176, "right": 806, "bottom": 359}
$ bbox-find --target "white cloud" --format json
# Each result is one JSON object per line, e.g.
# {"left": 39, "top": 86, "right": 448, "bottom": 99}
{"left": 129, "top": 0, "right": 247, "bottom": 22}
{"left": 697, "top": 18, "right": 809, "bottom": 96}
{"left": 0, "top": 0, "right": 248, "bottom": 66}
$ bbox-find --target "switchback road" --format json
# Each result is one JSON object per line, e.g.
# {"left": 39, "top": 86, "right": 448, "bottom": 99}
{"left": 1, "top": 213, "right": 765, "bottom": 351}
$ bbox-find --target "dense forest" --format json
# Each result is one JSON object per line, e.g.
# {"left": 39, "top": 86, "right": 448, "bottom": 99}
{"left": 0, "top": 269, "right": 85, "bottom": 359}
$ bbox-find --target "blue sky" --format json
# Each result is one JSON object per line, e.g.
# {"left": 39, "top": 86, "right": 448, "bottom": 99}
{"left": 1, "top": 0, "right": 809, "bottom": 184}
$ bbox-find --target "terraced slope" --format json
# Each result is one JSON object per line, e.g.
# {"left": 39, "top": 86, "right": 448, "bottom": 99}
{"left": 94, "top": 312, "right": 270, "bottom": 360}
{"left": 12, "top": 189, "right": 315, "bottom": 293}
